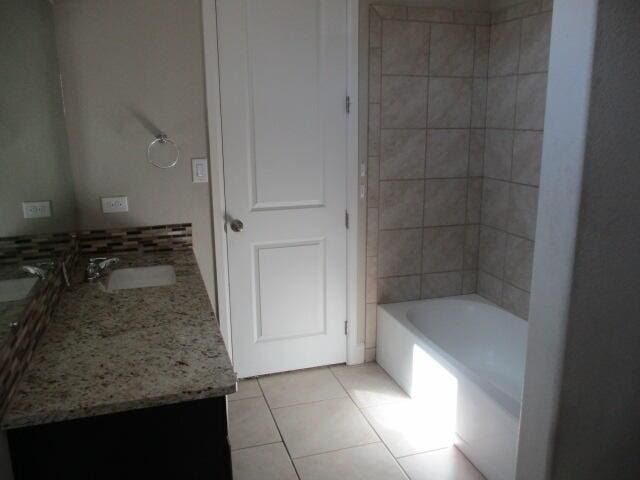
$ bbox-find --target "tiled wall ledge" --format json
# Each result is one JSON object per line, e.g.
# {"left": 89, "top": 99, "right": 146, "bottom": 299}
{"left": 371, "top": 5, "right": 491, "bottom": 25}
{"left": 492, "top": 0, "right": 554, "bottom": 24}
{"left": 0, "top": 223, "right": 193, "bottom": 418}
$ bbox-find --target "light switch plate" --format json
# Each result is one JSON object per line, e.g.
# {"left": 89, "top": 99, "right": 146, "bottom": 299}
{"left": 22, "top": 201, "right": 52, "bottom": 219}
{"left": 192, "top": 158, "right": 209, "bottom": 183}
{"left": 101, "top": 196, "right": 129, "bottom": 213}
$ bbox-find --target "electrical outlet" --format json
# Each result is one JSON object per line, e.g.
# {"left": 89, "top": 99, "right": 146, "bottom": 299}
{"left": 192, "top": 158, "right": 209, "bottom": 183}
{"left": 101, "top": 196, "right": 129, "bottom": 213}
{"left": 22, "top": 201, "right": 52, "bottom": 219}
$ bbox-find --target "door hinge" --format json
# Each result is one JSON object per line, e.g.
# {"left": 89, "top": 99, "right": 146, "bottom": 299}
{"left": 345, "top": 210, "right": 349, "bottom": 229}
{"left": 344, "top": 320, "right": 348, "bottom": 335}
{"left": 346, "top": 95, "right": 351, "bottom": 115}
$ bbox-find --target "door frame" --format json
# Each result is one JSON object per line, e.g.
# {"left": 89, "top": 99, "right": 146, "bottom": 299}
{"left": 201, "top": 0, "right": 364, "bottom": 367}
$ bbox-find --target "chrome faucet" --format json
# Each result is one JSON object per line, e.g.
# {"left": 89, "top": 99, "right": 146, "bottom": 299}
{"left": 21, "top": 260, "right": 55, "bottom": 280}
{"left": 22, "top": 265, "right": 47, "bottom": 280}
{"left": 85, "top": 257, "right": 119, "bottom": 283}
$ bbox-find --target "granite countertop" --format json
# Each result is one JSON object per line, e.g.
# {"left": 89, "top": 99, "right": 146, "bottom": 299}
{"left": 2, "top": 250, "right": 236, "bottom": 429}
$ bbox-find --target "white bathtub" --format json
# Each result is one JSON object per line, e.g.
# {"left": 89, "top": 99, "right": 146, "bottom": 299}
{"left": 376, "top": 294, "right": 528, "bottom": 480}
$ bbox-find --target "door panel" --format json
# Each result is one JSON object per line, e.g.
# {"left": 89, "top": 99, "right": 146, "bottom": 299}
{"left": 217, "top": 0, "right": 348, "bottom": 377}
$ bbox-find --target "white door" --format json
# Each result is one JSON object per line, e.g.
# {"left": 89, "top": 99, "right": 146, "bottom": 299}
{"left": 217, "top": 0, "right": 349, "bottom": 377}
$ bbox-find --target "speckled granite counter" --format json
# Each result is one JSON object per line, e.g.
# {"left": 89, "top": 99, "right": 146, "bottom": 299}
{"left": 2, "top": 251, "right": 236, "bottom": 429}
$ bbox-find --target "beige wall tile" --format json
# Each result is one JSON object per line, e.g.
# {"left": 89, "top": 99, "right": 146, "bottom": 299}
{"left": 423, "top": 179, "right": 467, "bottom": 226}
{"left": 486, "top": 76, "right": 517, "bottom": 128}
{"left": 378, "top": 275, "right": 421, "bottom": 303}
{"left": 482, "top": 178, "right": 510, "bottom": 230}
{"left": 519, "top": 12, "right": 552, "bottom": 73}
{"left": 368, "top": 103, "right": 380, "bottom": 156}
{"left": 378, "top": 228, "right": 423, "bottom": 276}
{"left": 489, "top": 20, "right": 521, "bottom": 76}
{"left": 369, "top": 48, "right": 381, "bottom": 103}
{"left": 541, "top": 0, "right": 554, "bottom": 12}
{"left": 382, "top": 20, "right": 429, "bottom": 75}
{"left": 471, "top": 78, "right": 488, "bottom": 128}
{"left": 407, "top": 7, "right": 453, "bottom": 23}
{"left": 479, "top": 225, "right": 507, "bottom": 277}
{"left": 426, "top": 129, "right": 470, "bottom": 178}
{"left": 379, "top": 180, "right": 424, "bottom": 229}
{"left": 367, "top": 208, "right": 378, "bottom": 256}
{"left": 468, "top": 130, "right": 485, "bottom": 176}
{"left": 370, "top": 9, "right": 382, "bottom": 48}
{"left": 507, "top": 183, "right": 539, "bottom": 239}
{"left": 466, "top": 178, "right": 483, "bottom": 223}
{"left": 421, "top": 272, "right": 463, "bottom": 299}
{"left": 502, "top": 283, "right": 530, "bottom": 319}
{"left": 515, "top": 73, "right": 548, "bottom": 130}
{"left": 428, "top": 77, "right": 472, "bottom": 128}
{"left": 474, "top": 26, "right": 490, "bottom": 77}
{"left": 477, "top": 270, "right": 503, "bottom": 304}
{"left": 368, "top": 156, "right": 380, "bottom": 207}
{"left": 464, "top": 224, "right": 480, "bottom": 269}
{"left": 422, "top": 226, "right": 465, "bottom": 273}
{"left": 504, "top": 234, "right": 535, "bottom": 290}
{"left": 454, "top": 11, "right": 491, "bottom": 26}
{"left": 504, "top": 0, "right": 541, "bottom": 21}
{"left": 381, "top": 76, "right": 428, "bottom": 128}
{"left": 429, "top": 24, "right": 474, "bottom": 77}
{"left": 366, "top": 256, "right": 378, "bottom": 303}
{"left": 512, "top": 130, "right": 543, "bottom": 185}
{"left": 462, "top": 270, "right": 478, "bottom": 294}
{"left": 373, "top": 5, "right": 407, "bottom": 20}
{"left": 484, "top": 129, "right": 514, "bottom": 180}
{"left": 380, "top": 129, "right": 426, "bottom": 179}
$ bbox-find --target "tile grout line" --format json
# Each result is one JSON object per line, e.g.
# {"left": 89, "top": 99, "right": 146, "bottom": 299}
{"left": 328, "top": 364, "right": 412, "bottom": 479}
{"left": 255, "top": 375, "right": 303, "bottom": 480}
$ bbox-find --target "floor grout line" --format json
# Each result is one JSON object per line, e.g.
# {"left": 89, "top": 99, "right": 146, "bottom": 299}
{"left": 231, "top": 363, "right": 485, "bottom": 479}
{"left": 255, "top": 376, "right": 303, "bottom": 480}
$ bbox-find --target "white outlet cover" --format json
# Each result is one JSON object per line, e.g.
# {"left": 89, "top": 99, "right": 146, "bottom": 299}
{"left": 192, "top": 158, "right": 209, "bottom": 183}
{"left": 101, "top": 196, "right": 129, "bottom": 213}
{"left": 22, "top": 201, "right": 52, "bottom": 219}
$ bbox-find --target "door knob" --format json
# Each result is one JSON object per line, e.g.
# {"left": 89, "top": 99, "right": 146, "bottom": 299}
{"left": 230, "top": 219, "right": 244, "bottom": 233}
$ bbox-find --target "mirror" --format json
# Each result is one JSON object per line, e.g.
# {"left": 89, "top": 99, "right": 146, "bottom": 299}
{"left": 0, "top": 0, "right": 77, "bottom": 345}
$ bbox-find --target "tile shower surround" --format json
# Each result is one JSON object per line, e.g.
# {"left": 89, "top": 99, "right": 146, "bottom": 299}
{"left": 0, "top": 224, "right": 193, "bottom": 417}
{"left": 477, "top": 1, "right": 552, "bottom": 319}
{"left": 365, "top": 1, "right": 552, "bottom": 359}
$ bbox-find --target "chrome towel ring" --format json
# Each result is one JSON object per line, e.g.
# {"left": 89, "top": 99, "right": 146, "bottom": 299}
{"left": 147, "top": 134, "right": 179, "bottom": 169}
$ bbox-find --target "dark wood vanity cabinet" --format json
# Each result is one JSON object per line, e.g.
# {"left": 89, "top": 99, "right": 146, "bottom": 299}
{"left": 8, "top": 396, "right": 232, "bottom": 479}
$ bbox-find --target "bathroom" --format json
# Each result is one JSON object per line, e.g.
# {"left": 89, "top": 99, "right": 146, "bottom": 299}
{"left": 0, "top": 0, "right": 638, "bottom": 479}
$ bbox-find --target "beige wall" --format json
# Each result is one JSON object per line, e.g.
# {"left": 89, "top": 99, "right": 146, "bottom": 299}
{"left": 52, "top": 0, "right": 216, "bottom": 303}
{"left": 0, "top": 0, "right": 77, "bottom": 237}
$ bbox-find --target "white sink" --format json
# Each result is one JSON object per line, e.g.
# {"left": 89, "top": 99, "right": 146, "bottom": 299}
{"left": 0, "top": 277, "right": 38, "bottom": 302}
{"left": 101, "top": 265, "right": 176, "bottom": 292}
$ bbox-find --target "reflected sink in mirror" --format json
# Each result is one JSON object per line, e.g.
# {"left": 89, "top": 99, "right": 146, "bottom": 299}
{"left": 100, "top": 265, "right": 176, "bottom": 292}
{"left": 0, "top": 277, "right": 39, "bottom": 303}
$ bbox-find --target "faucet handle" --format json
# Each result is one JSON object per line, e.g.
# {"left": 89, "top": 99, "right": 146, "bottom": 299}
{"left": 98, "top": 257, "right": 119, "bottom": 269}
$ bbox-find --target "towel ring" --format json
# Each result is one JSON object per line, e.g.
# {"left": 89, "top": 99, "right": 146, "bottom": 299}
{"left": 147, "top": 134, "right": 179, "bottom": 169}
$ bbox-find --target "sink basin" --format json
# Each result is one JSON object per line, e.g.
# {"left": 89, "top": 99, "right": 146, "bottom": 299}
{"left": 101, "top": 265, "right": 176, "bottom": 292}
{"left": 0, "top": 277, "right": 38, "bottom": 302}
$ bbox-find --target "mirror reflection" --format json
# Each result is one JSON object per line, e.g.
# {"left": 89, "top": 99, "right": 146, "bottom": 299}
{"left": 0, "top": 0, "right": 77, "bottom": 344}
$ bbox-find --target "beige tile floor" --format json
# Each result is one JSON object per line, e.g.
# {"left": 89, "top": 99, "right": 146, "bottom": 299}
{"left": 227, "top": 362, "right": 485, "bottom": 480}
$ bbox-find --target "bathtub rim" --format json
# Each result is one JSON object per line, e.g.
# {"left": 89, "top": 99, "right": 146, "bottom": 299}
{"left": 377, "top": 294, "right": 526, "bottom": 419}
